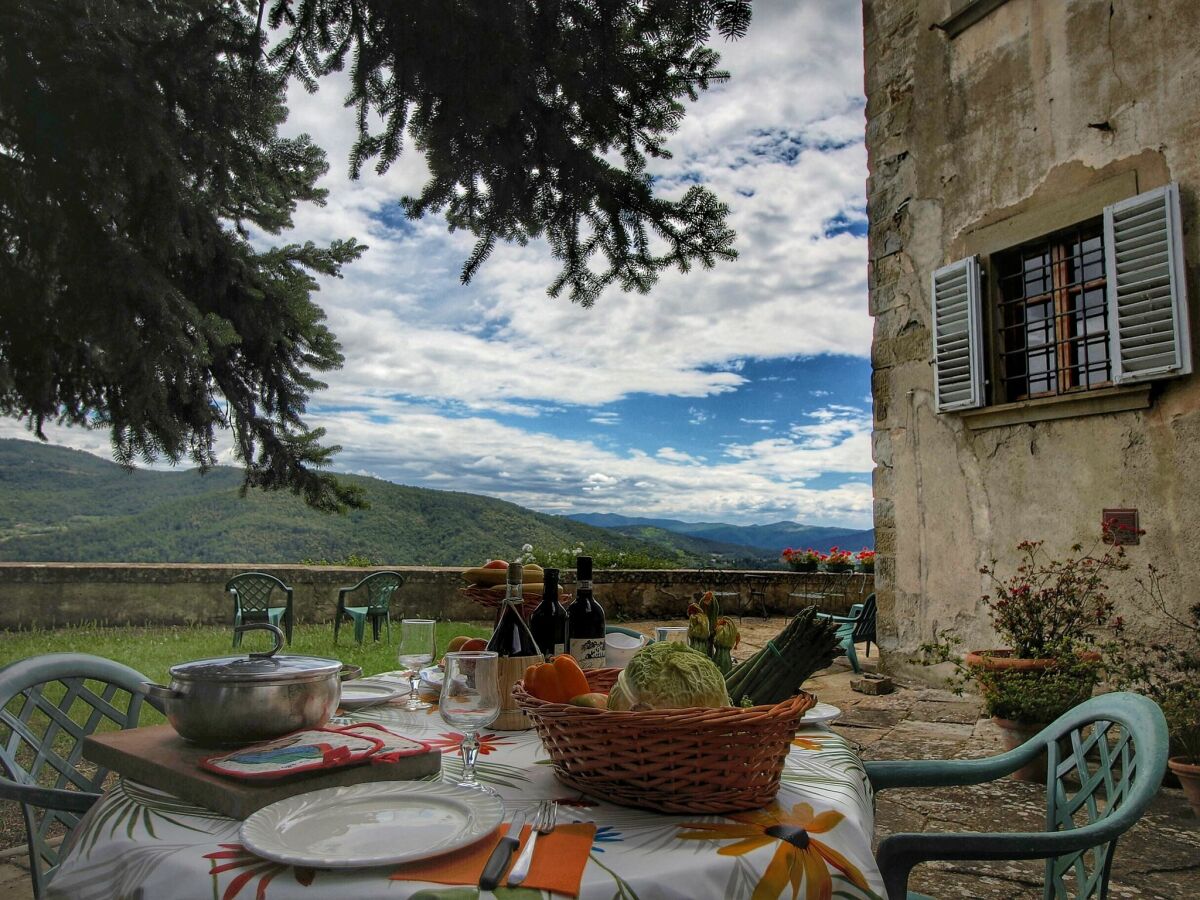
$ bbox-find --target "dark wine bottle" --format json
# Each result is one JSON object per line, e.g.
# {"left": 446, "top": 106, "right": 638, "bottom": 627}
{"left": 487, "top": 562, "right": 542, "bottom": 658}
{"left": 567, "top": 556, "right": 606, "bottom": 670}
{"left": 488, "top": 562, "right": 542, "bottom": 730}
{"left": 529, "top": 568, "right": 567, "bottom": 660}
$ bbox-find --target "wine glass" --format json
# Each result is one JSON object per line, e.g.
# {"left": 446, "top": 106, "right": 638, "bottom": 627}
{"left": 439, "top": 651, "right": 500, "bottom": 793}
{"left": 397, "top": 619, "right": 436, "bottom": 711}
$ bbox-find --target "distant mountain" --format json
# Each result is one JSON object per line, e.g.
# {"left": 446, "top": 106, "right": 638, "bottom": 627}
{"left": 569, "top": 513, "right": 874, "bottom": 556}
{"left": 0, "top": 440, "right": 693, "bottom": 566}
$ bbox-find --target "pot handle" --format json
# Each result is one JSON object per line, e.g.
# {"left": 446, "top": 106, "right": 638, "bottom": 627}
{"left": 142, "top": 682, "right": 178, "bottom": 702}
{"left": 338, "top": 664, "right": 363, "bottom": 682}
{"left": 236, "top": 623, "right": 285, "bottom": 658}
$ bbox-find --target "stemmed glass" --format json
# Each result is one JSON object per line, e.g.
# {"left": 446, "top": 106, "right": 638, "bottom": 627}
{"left": 439, "top": 651, "right": 500, "bottom": 793}
{"left": 397, "top": 619, "right": 436, "bottom": 711}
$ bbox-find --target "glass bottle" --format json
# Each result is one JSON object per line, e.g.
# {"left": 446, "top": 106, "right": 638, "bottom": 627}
{"left": 529, "top": 568, "right": 567, "bottom": 660}
{"left": 486, "top": 562, "right": 542, "bottom": 728}
{"left": 567, "top": 555, "right": 606, "bottom": 669}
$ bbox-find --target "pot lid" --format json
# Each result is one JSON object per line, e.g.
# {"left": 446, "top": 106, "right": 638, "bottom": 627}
{"left": 168, "top": 653, "right": 342, "bottom": 684}
{"left": 168, "top": 622, "right": 342, "bottom": 683}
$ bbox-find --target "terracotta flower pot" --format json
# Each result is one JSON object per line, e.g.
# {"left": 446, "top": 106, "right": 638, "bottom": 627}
{"left": 788, "top": 561, "right": 818, "bottom": 573}
{"left": 993, "top": 717, "right": 1049, "bottom": 782}
{"left": 824, "top": 563, "right": 852, "bottom": 574}
{"left": 1168, "top": 756, "right": 1200, "bottom": 818}
{"left": 964, "top": 649, "right": 1102, "bottom": 671}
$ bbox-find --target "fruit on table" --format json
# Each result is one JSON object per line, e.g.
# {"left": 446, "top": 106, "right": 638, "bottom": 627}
{"left": 521, "top": 655, "right": 591, "bottom": 704}
{"left": 460, "top": 638, "right": 487, "bottom": 652}
{"left": 446, "top": 635, "right": 473, "bottom": 653}
{"left": 568, "top": 692, "right": 609, "bottom": 708}
{"left": 485, "top": 582, "right": 545, "bottom": 597}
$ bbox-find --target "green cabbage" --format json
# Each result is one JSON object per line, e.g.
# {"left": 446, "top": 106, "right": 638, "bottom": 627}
{"left": 606, "top": 642, "right": 731, "bottom": 710}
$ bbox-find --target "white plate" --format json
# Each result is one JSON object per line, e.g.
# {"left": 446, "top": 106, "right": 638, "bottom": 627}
{"left": 419, "top": 666, "right": 444, "bottom": 687}
{"left": 338, "top": 681, "right": 409, "bottom": 709}
{"left": 799, "top": 702, "right": 842, "bottom": 726}
{"left": 240, "top": 781, "right": 503, "bottom": 868}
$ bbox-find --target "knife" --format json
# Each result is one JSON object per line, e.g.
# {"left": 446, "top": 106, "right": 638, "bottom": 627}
{"left": 479, "top": 812, "right": 525, "bottom": 891}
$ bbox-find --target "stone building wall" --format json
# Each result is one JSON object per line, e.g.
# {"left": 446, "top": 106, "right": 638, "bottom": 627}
{"left": 0, "top": 563, "right": 871, "bottom": 630}
{"left": 864, "top": 0, "right": 1200, "bottom": 676}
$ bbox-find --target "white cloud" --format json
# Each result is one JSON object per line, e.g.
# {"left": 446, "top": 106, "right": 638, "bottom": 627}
{"left": 8, "top": 3, "right": 875, "bottom": 529}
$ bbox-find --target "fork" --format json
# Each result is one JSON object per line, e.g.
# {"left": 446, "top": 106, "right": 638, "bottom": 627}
{"left": 506, "top": 800, "right": 557, "bottom": 886}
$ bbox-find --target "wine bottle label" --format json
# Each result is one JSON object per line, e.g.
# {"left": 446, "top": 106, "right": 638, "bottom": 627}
{"left": 552, "top": 643, "right": 566, "bottom": 658}
{"left": 571, "top": 636, "right": 606, "bottom": 670}
{"left": 577, "top": 580, "right": 593, "bottom": 590}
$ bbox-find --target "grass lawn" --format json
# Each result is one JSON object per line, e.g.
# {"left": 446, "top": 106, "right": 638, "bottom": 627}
{"left": 0, "top": 620, "right": 492, "bottom": 727}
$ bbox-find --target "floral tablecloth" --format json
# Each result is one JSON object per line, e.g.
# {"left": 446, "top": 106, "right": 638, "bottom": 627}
{"left": 47, "top": 698, "right": 884, "bottom": 900}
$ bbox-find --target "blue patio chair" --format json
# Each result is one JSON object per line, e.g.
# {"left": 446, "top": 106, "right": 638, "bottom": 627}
{"left": 866, "top": 692, "right": 1169, "bottom": 900}
{"left": 334, "top": 571, "right": 404, "bottom": 645}
{"left": 815, "top": 592, "right": 875, "bottom": 673}
{"left": 0, "top": 653, "right": 164, "bottom": 898}
{"left": 227, "top": 572, "right": 294, "bottom": 646}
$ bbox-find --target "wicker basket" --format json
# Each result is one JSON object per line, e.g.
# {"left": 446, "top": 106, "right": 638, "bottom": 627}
{"left": 459, "top": 586, "right": 572, "bottom": 620}
{"left": 513, "top": 668, "right": 816, "bottom": 814}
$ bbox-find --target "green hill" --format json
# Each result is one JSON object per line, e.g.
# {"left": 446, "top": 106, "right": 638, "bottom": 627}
{"left": 0, "top": 439, "right": 694, "bottom": 566}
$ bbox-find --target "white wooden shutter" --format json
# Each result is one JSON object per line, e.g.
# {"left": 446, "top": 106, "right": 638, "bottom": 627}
{"left": 931, "top": 256, "right": 985, "bottom": 411}
{"left": 1104, "top": 182, "right": 1192, "bottom": 383}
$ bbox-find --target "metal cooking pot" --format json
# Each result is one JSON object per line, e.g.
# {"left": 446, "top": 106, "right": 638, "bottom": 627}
{"left": 144, "top": 623, "right": 362, "bottom": 746}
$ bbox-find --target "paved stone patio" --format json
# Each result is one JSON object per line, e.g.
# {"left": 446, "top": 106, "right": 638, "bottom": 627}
{"left": 2, "top": 618, "right": 1196, "bottom": 898}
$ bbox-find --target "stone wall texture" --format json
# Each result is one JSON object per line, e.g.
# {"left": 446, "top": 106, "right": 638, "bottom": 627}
{"left": 863, "top": 0, "right": 1200, "bottom": 678}
{"left": 0, "top": 564, "right": 872, "bottom": 630}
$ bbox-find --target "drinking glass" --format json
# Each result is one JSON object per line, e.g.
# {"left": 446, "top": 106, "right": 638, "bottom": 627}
{"left": 397, "top": 618, "right": 436, "bottom": 711}
{"left": 655, "top": 625, "right": 689, "bottom": 644}
{"left": 439, "top": 651, "right": 500, "bottom": 793}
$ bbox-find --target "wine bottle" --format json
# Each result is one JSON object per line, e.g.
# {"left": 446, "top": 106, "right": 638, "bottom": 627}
{"left": 487, "top": 562, "right": 542, "bottom": 729}
{"left": 529, "top": 568, "right": 567, "bottom": 661}
{"left": 568, "top": 556, "right": 606, "bottom": 670}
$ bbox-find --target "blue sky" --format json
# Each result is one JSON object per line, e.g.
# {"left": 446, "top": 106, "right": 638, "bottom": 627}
{"left": 6, "top": 2, "right": 874, "bottom": 528}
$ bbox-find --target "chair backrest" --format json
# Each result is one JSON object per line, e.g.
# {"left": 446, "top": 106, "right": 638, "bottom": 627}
{"left": 226, "top": 572, "right": 290, "bottom": 614}
{"left": 852, "top": 593, "right": 876, "bottom": 643}
{"left": 348, "top": 571, "right": 404, "bottom": 612}
{"left": 0, "top": 654, "right": 162, "bottom": 898}
{"left": 1036, "top": 692, "right": 1168, "bottom": 899}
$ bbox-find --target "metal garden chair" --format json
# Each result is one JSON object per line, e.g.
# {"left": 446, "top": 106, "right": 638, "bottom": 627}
{"left": 815, "top": 592, "right": 876, "bottom": 673}
{"left": 0, "top": 653, "right": 164, "bottom": 898}
{"left": 866, "top": 692, "right": 1169, "bottom": 900}
{"left": 227, "top": 571, "right": 294, "bottom": 646}
{"left": 333, "top": 571, "right": 404, "bottom": 645}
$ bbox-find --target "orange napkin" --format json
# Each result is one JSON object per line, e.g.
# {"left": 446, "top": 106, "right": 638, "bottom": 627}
{"left": 390, "top": 821, "right": 596, "bottom": 897}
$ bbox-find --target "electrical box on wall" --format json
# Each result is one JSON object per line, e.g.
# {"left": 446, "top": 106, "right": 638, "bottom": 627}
{"left": 1102, "top": 508, "right": 1140, "bottom": 545}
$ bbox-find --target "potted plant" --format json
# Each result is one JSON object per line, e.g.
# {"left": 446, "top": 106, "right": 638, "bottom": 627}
{"left": 1109, "top": 569, "right": 1200, "bottom": 816}
{"left": 823, "top": 547, "right": 854, "bottom": 574}
{"left": 919, "top": 538, "right": 1124, "bottom": 780}
{"left": 855, "top": 549, "right": 875, "bottom": 573}
{"left": 781, "top": 547, "right": 821, "bottom": 573}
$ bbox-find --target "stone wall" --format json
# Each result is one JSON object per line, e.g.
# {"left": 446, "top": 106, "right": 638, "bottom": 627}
{"left": 0, "top": 564, "right": 872, "bottom": 630}
{"left": 864, "top": 0, "right": 1200, "bottom": 677}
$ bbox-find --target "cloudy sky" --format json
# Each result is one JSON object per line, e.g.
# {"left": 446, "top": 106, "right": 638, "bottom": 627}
{"left": 8, "top": 2, "right": 873, "bottom": 528}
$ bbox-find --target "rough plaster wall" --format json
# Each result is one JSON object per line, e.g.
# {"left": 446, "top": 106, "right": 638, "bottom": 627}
{"left": 864, "top": 0, "right": 1200, "bottom": 680}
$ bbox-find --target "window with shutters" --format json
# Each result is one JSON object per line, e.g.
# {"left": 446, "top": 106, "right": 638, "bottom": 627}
{"left": 930, "top": 182, "right": 1191, "bottom": 415}
{"left": 994, "top": 222, "right": 1110, "bottom": 402}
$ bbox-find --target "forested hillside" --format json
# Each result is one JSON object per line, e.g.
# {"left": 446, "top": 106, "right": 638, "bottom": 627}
{"left": 0, "top": 440, "right": 687, "bottom": 565}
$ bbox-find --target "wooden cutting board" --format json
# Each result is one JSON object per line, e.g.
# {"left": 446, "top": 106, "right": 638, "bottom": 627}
{"left": 83, "top": 724, "right": 442, "bottom": 820}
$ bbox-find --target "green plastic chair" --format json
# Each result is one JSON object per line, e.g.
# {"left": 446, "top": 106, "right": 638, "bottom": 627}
{"left": 0, "top": 653, "right": 164, "bottom": 898}
{"left": 815, "top": 592, "right": 876, "bottom": 673}
{"left": 866, "top": 692, "right": 1169, "bottom": 900}
{"left": 333, "top": 571, "right": 404, "bottom": 645}
{"left": 227, "top": 572, "right": 294, "bottom": 646}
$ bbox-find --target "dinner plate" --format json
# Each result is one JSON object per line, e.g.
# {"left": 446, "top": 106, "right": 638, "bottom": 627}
{"left": 338, "top": 681, "right": 409, "bottom": 709}
{"left": 240, "top": 781, "right": 503, "bottom": 868}
{"left": 799, "top": 702, "right": 842, "bottom": 726}
{"left": 419, "top": 666, "right": 444, "bottom": 687}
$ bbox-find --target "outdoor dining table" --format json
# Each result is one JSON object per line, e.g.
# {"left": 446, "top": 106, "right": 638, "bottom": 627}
{"left": 46, "top": 691, "right": 886, "bottom": 900}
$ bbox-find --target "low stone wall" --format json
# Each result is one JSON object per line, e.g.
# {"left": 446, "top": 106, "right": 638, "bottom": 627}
{"left": 0, "top": 564, "right": 873, "bottom": 629}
